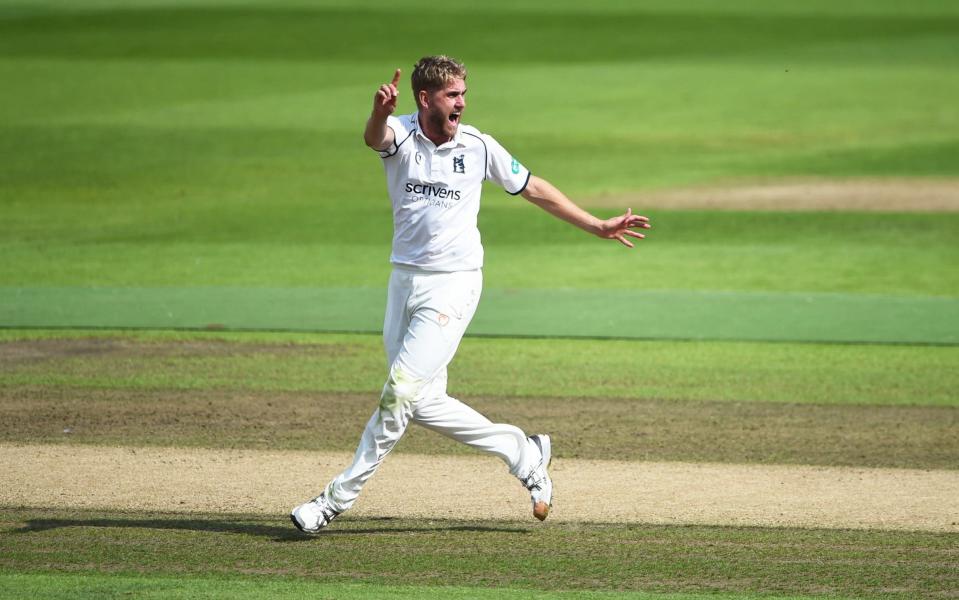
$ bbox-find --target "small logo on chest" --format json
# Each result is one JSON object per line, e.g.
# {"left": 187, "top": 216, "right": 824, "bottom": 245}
{"left": 452, "top": 154, "right": 466, "bottom": 174}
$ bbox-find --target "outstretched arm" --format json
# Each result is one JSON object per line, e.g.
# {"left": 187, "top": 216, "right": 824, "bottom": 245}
{"left": 520, "top": 175, "right": 651, "bottom": 248}
{"left": 364, "top": 69, "right": 401, "bottom": 151}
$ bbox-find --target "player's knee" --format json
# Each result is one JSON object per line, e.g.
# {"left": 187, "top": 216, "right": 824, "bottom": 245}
{"left": 380, "top": 366, "right": 422, "bottom": 411}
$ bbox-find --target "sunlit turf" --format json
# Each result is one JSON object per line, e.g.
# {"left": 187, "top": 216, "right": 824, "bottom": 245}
{"left": 2, "top": 509, "right": 955, "bottom": 600}
{"left": 2, "top": 1, "right": 958, "bottom": 300}
{"left": 2, "top": 2, "right": 957, "bottom": 598}
{"left": 3, "top": 210, "right": 958, "bottom": 298}
{"left": 2, "top": 329, "right": 956, "bottom": 407}
{"left": 0, "top": 572, "right": 861, "bottom": 600}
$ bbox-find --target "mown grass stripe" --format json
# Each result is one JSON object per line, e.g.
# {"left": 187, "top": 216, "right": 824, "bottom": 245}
{"left": 3, "top": 330, "right": 956, "bottom": 407}
{"left": 3, "top": 508, "right": 956, "bottom": 599}
{"left": 0, "top": 572, "right": 866, "bottom": 600}
{"left": 3, "top": 286, "right": 957, "bottom": 344}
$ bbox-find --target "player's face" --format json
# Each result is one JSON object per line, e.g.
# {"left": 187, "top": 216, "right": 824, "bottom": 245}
{"left": 422, "top": 78, "right": 466, "bottom": 141}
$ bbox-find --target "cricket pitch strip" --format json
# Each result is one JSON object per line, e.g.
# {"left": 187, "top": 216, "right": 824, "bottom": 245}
{"left": 3, "top": 444, "right": 956, "bottom": 532}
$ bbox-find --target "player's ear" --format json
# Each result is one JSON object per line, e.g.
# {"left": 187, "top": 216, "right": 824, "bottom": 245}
{"left": 417, "top": 89, "right": 430, "bottom": 110}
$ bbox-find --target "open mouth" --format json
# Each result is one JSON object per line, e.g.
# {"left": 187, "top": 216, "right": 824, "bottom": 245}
{"left": 448, "top": 112, "right": 461, "bottom": 125}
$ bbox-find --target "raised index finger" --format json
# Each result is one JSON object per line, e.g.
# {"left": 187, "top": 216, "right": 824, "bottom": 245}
{"left": 390, "top": 69, "right": 401, "bottom": 86}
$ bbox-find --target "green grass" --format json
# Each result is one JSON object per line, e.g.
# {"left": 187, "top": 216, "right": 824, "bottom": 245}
{"left": 2, "top": 1, "right": 958, "bottom": 306}
{"left": 2, "top": 0, "right": 957, "bottom": 344}
{"left": 2, "top": 330, "right": 957, "bottom": 407}
{"left": 4, "top": 285, "right": 957, "bottom": 344}
{"left": 3, "top": 211, "right": 958, "bottom": 294}
{"left": 0, "top": 573, "right": 853, "bottom": 600}
{"left": 2, "top": 509, "right": 956, "bottom": 600}
{"left": 2, "top": 2, "right": 958, "bottom": 598}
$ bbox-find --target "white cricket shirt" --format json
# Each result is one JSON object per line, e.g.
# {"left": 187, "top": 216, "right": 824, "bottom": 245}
{"left": 377, "top": 112, "right": 531, "bottom": 272}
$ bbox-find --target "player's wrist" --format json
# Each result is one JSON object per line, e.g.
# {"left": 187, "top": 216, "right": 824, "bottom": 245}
{"left": 370, "top": 107, "right": 393, "bottom": 122}
{"left": 581, "top": 215, "right": 603, "bottom": 237}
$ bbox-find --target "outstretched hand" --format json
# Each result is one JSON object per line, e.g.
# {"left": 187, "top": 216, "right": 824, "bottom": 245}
{"left": 373, "top": 69, "right": 401, "bottom": 118}
{"left": 598, "top": 208, "right": 651, "bottom": 248}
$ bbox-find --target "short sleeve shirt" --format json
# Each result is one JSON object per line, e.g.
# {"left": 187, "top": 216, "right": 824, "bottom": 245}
{"left": 376, "top": 112, "right": 531, "bottom": 271}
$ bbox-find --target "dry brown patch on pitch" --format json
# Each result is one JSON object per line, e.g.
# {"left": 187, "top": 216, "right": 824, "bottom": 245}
{"left": 0, "top": 387, "right": 377, "bottom": 451}
{"left": 3, "top": 387, "right": 955, "bottom": 470}
{"left": 3, "top": 444, "right": 957, "bottom": 532}
{"left": 585, "top": 178, "right": 959, "bottom": 212}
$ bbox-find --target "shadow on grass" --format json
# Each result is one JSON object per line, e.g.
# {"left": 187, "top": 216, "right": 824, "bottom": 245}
{"left": 13, "top": 516, "right": 531, "bottom": 541}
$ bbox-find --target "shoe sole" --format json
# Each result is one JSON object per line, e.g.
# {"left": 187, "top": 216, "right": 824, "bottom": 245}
{"left": 532, "top": 434, "right": 552, "bottom": 521}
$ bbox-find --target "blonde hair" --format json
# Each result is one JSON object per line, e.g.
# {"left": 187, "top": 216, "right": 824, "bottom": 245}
{"left": 411, "top": 55, "right": 467, "bottom": 107}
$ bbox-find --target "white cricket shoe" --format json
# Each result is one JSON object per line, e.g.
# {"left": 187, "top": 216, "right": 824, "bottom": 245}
{"left": 290, "top": 493, "right": 341, "bottom": 533}
{"left": 521, "top": 434, "right": 553, "bottom": 521}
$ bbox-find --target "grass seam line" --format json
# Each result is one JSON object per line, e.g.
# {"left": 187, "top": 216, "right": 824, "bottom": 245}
{"left": 2, "top": 324, "right": 957, "bottom": 348}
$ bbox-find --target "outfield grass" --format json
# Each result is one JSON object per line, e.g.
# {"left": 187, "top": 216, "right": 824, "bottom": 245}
{"left": 0, "top": 573, "right": 857, "bottom": 600}
{"left": 2, "top": 1, "right": 958, "bottom": 312}
{"left": 3, "top": 1, "right": 958, "bottom": 598}
{"left": 4, "top": 211, "right": 958, "bottom": 294}
{"left": 3, "top": 509, "right": 956, "bottom": 600}
{"left": 2, "top": 330, "right": 957, "bottom": 407}
{"left": 3, "top": 0, "right": 957, "bottom": 346}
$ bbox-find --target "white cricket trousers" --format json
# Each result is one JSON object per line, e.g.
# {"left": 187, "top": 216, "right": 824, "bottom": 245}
{"left": 322, "top": 266, "right": 536, "bottom": 512}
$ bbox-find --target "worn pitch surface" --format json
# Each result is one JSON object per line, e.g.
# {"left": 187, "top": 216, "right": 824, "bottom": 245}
{"left": 3, "top": 444, "right": 957, "bottom": 532}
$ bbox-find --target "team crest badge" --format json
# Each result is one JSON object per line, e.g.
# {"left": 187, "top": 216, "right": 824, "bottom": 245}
{"left": 453, "top": 154, "right": 465, "bottom": 174}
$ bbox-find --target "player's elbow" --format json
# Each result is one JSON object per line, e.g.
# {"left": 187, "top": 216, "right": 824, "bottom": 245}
{"left": 363, "top": 133, "right": 381, "bottom": 150}
{"left": 520, "top": 176, "right": 545, "bottom": 203}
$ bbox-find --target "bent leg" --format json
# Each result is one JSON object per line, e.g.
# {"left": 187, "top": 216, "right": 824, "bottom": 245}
{"left": 413, "top": 388, "right": 535, "bottom": 478}
{"left": 323, "top": 269, "right": 482, "bottom": 511}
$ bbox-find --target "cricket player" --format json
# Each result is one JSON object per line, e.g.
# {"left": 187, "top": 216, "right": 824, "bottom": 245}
{"left": 291, "top": 55, "right": 650, "bottom": 532}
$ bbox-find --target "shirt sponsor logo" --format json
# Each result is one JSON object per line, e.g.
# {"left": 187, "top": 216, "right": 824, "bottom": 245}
{"left": 405, "top": 182, "right": 462, "bottom": 201}
{"left": 511, "top": 158, "right": 521, "bottom": 174}
{"left": 404, "top": 182, "right": 463, "bottom": 208}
